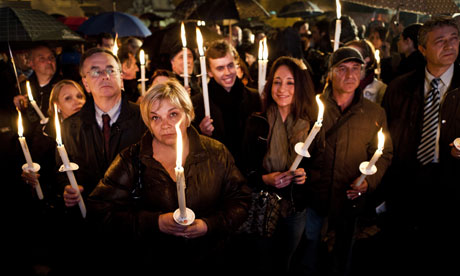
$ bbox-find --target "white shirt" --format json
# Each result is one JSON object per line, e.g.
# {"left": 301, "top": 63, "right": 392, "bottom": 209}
{"left": 424, "top": 64, "right": 454, "bottom": 163}
{"left": 94, "top": 99, "right": 122, "bottom": 130}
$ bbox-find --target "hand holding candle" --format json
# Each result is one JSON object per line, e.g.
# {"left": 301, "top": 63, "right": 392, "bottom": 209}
{"left": 17, "top": 110, "right": 44, "bottom": 200}
{"left": 196, "top": 27, "right": 210, "bottom": 117}
{"left": 290, "top": 95, "right": 325, "bottom": 171}
{"left": 26, "top": 81, "right": 49, "bottom": 124}
{"left": 355, "top": 128, "right": 385, "bottom": 188}
{"left": 54, "top": 104, "right": 86, "bottom": 218}
{"left": 333, "top": 0, "right": 342, "bottom": 51}
{"left": 181, "top": 22, "right": 189, "bottom": 88}
{"left": 173, "top": 120, "right": 195, "bottom": 225}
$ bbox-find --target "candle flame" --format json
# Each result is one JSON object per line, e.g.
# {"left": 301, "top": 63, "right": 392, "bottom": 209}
{"left": 54, "top": 103, "right": 62, "bottom": 146}
{"left": 336, "top": 0, "right": 341, "bottom": 19}
{"left": 140, "top": 49, "right": 145, "bottom": 65}
{"left": 26, "top": 81, "right": 34, "bottom": 101}
{"left": 374, "top": 49, "right": 380, "bottom": 64}
{"left": 181, "top": 22, "right": 187, "bottom": 47}
{"left": 196, "top": 27, "right": 204, "bottom": 56}
{"left": 377, "top": 128, "right": 385, "bottom": 150}
{"left": 17, "top": 110, "right": 24, "bottom": 137}
{"left": 316, "top": 94, "right": 325, "bottom": 123}
{"left": 258, "top": 39, "right": 263, "bottom": 60}
{"left": 262, "top": 38, "right": 268, "bottom": 60}
{"left": 113, "top": 33, "right": 119, "bottom": 56}
{"left": 175, "top": 121, "right": 183, "bottom": 169}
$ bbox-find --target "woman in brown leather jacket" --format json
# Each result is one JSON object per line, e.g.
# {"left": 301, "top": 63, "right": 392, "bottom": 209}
{"left": 87, "top": 79, "right": 251, "bottom": 275}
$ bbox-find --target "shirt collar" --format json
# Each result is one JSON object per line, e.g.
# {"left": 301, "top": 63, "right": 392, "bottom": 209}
{"left": 94, "top": 98, "right": 122, "bottom": 128}
{"left": 425, "top": 63, "right": 454, "bottom": 92}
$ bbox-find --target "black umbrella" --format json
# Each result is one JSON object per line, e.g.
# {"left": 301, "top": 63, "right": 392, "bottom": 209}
{"left": 277, "top": 1, "right": 324, "bottom": 18}
{"left": 173, "top": 0, "right": 207, "bottom": 20}
{"left": 189, "top": 0, "right": 270, "bottom": 22}
{"left": 0, "top": 7, "right": 83, "bottom": 43}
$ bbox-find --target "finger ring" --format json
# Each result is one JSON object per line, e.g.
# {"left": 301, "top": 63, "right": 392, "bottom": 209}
{"left": 358, "top": 192, "right": 362, "bottom": 196}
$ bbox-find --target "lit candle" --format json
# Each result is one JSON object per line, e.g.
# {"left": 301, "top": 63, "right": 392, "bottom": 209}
{"left": 290, "top": 95, "right": 325, "bottom": 171}
{"left": 54, "top": 104, "right": 86, "bottom": 218}
{"left": 26, "top": 81, "right": 48, "bottom": 124}
{"left": 258, "top": 37, "right": 268, "bottom": 96}
{"left": 196, "top": 27, "right": 210, "bottom": 117}
{"left": 333, "top": 0, "right": 342, "bottom": 51}
{"left": 355, "top": 128, "right": 385, "bottom": 187}
{"left": 139, "top": 49, "right": 146, "bottom": 96}
{"left": 374, "top": 49, "right": 381, "bottom": 80}
{"left": 175, "top": 121, "right": 187, "bottom": 219}
{"left": 112, "top": 33, "right": 119, "bottom": 56}
{"left": 17, "top": 110, "right": 44, "bottom": 200}
{"left": 181, "top": 22, "right": 189, "bottom": 88}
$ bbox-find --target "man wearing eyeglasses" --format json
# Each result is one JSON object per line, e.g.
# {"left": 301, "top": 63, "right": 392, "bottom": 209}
{"left": 59, "top": 47, "right": 146, "bottom": 212}
{"left": 302, "top": 47, "right": 392, "bottom": 275}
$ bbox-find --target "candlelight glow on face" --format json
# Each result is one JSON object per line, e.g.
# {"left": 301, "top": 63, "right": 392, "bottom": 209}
{"left": 196, "top": 27, "right": 204, "bottom": 56}
{"left": 54, "top": 103, "right": 62, "bottom": 146}
{"left": 315, "top": 95, "right": 325, "bottom": 123}
{"left": 175, "top": 121, "right": 183, "bottom": 169}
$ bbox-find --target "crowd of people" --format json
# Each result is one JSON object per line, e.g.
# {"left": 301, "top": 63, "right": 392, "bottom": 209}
{"left": 1, "top": 10, "right": 460, "bottom": 276}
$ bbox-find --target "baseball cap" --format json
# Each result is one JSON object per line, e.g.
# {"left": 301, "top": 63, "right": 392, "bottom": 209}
{"left": 329, "top": 47, "right": 365, "bottom": 69}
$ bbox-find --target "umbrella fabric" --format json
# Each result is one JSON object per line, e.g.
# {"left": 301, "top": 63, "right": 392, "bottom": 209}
{"left": 342, "top": 0, "right": 460, "bottom": 15}
{"left": 0, "top": 7, "right": 83, "bottom": 42}
{"left": 173, "top": 0, "right": 207, "bottom": 20}
{"left": 278, "top": 1, "right": 324, "bottom": 18}
{"left": 77, "top": 11, "right": 152, "bottom": 38}
{"left": 190, "top": 0, "right": 270, "bottom": 22}
{"left": 56, "top": 16, "right": 88, "bottom": 31}
{"left": 156, "top": 21, "right": 223, "bottom": 54}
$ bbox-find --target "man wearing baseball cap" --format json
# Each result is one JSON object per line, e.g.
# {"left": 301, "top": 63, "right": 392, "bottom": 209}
{"left": 301, "top": 47, "right": 393, "bottom": 275}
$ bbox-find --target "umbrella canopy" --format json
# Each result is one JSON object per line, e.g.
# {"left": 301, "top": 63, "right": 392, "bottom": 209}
{"left": 173, "top": 0, "right": 207, "bottom": 20}
{"left": 0, "top": 7, "right": 83, "bottom": 42}
{"left": 342, "top": 0, "right": 460, "bottom": 15}
{"left": 189, "top": 0, "right": 270, "bottom": 22}
{"left": 77, "top": 11, "right": 152, "bottom": 38}
{"left": 278, "top": 1, "right": 324, "bottom": 18}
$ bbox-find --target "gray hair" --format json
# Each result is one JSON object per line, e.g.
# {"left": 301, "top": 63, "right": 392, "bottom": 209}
{"left": 418, "top": 16, "right": 459, "bottom": 48}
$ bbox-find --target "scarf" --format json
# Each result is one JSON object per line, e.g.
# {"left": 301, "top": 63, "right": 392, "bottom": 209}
{"left": 263, "top": 104, "right": 310, "bottom": 173}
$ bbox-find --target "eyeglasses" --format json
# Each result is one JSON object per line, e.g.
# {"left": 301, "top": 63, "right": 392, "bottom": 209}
{"left": 85, "top": 68, "right": 121, "bottom": 78}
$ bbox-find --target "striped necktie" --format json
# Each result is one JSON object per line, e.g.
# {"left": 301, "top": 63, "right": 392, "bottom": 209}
{"left": 417, "top": 78, "right": 441, "bottom": 165}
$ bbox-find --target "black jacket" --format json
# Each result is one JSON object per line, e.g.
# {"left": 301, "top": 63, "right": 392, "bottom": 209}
{"left": 192, "top": 77, "right": 261, "bottom": 167}
{"left": 57, "top": 95, "right": 146, "bottom": 201}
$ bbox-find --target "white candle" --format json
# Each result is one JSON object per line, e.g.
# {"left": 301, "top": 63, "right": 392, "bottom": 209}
{"left": 333, "top": 0, "right": 342, "bottom": 51}
{"left": 54, "top": 104, "right": 86, "bottom": 218}
{"left": 196, "top": 27, "right": 211, "bottom": 117}
{"left": 18, "top": 111, "right": 44, "bottom": 200}
{"left": 366, "top": 128, "right": 385, "bottom": 170}
{"left": 139, "top": 49, "right": 146, "bottom": 96}
{"left": 175, "top": 122, "right": 187, "bottom": 219}
{"left": 258, "top": 38, "right": 268, "bottom": 96}
{"left": 181, "top": 22, "right": 189, "bottom": 88}
{"left": 374, "top": 49, "right": 381, "bottom": 80}
{"left": 290, "top": 95, "right": 325, "bottom": 171}
{"left": 26, "top": 81, "right": 47, "bottom": 123}
{"left": 355, "top": 128, "right": 385, "bottom": 187}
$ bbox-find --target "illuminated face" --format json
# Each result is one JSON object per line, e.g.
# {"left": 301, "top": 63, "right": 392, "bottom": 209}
{"left": 419, "top": 25, "right": 459, "bottom": 71}
{"left": 122, "top": 54, "right": 139, "bottom": 80}
{"left": 56, "top": 84, "right": 86, "bottom": 119}
{"left": 331, "top": 61, "right": 362, "bottom": 95}
{"left": 30, "top": 46, "right": 56, "bottom": 78}
{"left": 271, "top": 65, "right": 295, "bottom": 109}
{"left": 171, "top": 48, "right": 194, "bottom": 76}
{"left": 149, "top": 99, "right": 188, "bottom": 147}
{"left": 100, "top": 38, "right": 114, "bottom": 50}
{"left": 207, "top": 52, "right": 237, "bottom": 92}
{"left": 81, "top": 52, "right": 123, "bottom": 101}
{"left": 368, "top": 31, "right": 383, "bottom": 50}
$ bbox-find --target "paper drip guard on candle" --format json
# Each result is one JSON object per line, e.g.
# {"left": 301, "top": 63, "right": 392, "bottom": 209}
{"left": 173, "top": 208, "right": 196, "bottom": 226}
